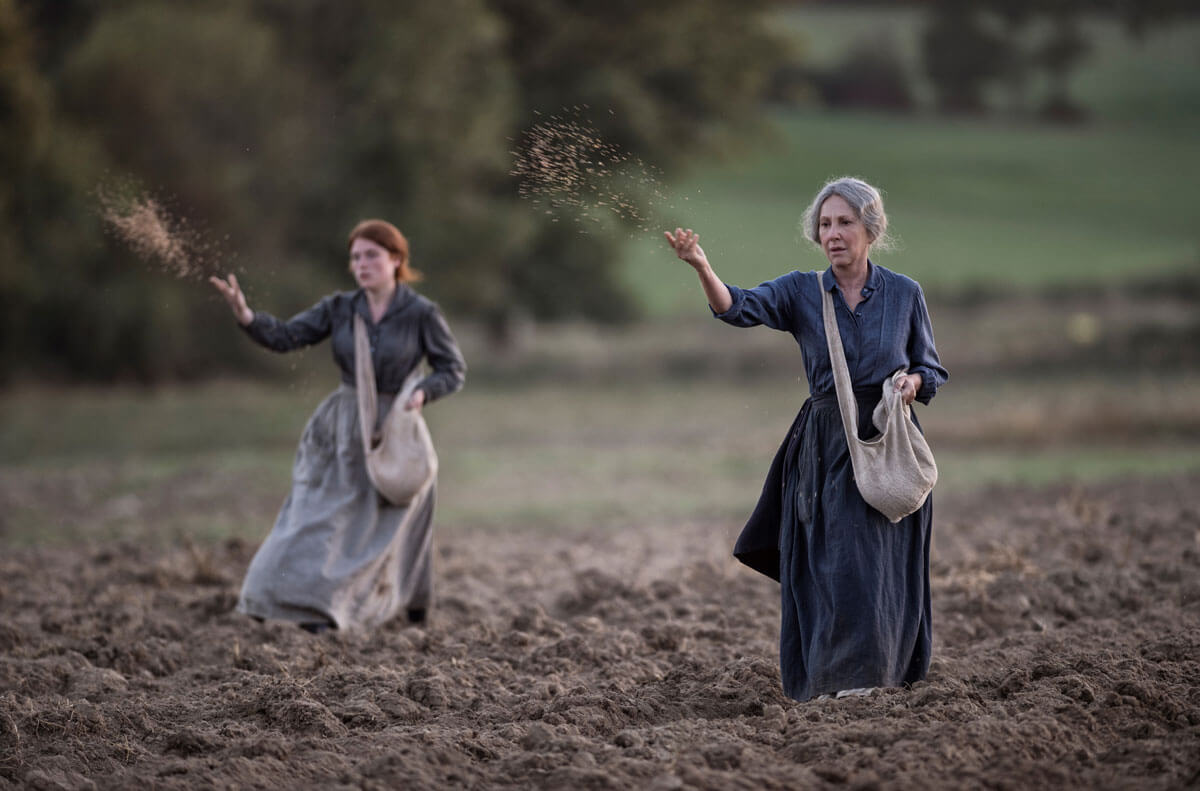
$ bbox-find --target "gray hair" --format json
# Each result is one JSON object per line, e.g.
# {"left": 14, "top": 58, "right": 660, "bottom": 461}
{"left": 800, "top": 177, "right": 893, "bottom": 250}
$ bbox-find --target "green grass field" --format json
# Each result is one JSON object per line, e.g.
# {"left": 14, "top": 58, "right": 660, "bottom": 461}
{"left": 4, "top": 320, "right": 1199, "bottom": 548}
{"left": 619, "top": 9, "right": 1200, "bottom": 317}
{"left": 622, "top": 111, "right": 1199, "bottom": 315}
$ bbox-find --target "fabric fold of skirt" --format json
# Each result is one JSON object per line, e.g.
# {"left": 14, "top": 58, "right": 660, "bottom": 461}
{"left": 735, "top": 390, "right": 932, "bottom": 701}
{"left": 238, "top": 384, "right": 435, "bottom": 630}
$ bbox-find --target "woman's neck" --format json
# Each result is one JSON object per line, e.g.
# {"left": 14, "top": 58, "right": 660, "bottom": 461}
{"left": 832, "top": 259, "right": 869, "bottom": 294}
{"left": 365, "top": 282, "right": 397, "bottom": 319}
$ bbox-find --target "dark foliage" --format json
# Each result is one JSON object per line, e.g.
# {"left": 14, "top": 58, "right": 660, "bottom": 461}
{"left": 2, "top": 0, "right": 785, "bottom": 381}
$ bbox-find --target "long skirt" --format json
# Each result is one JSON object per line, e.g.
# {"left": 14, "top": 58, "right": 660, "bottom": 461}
{"left": 734, "top": 390, "right": 932, "bottom": 702}
{"left": 237, "top": 384, "right": 435, "bottom": 630}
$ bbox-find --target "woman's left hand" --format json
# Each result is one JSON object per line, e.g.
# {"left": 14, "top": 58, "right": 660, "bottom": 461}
{"left": 895, "top": 373, "right": 922, "bottom": 406}
{"left": 405, "top": 388, "right": 426, "bottom": 412}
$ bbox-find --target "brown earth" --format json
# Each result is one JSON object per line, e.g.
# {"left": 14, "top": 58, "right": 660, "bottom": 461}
{"left": 1, "top": 476, "right": 1198, "bottom": 790}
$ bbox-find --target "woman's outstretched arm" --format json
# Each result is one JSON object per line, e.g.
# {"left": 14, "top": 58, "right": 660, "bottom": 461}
{"left": 210, "top": 273, "right": 333, "bottom": 352}
{"left": 664, "top": 228, "right": 732, "bottom": 314}
{"left": 209, "top": 274, "right": 254, "bottom": 326}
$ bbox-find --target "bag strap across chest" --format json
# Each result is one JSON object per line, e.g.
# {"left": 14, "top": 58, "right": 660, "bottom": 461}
{"left": 820, "top": 280, "right": 868, "bottom": 444}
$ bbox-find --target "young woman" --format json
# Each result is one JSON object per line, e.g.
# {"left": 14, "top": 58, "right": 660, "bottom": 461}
{"left": 210, "top": 219, "right": 465, "bottom": 632}
{"left": 665, "top": 177, "right": 948, "bottom": 701}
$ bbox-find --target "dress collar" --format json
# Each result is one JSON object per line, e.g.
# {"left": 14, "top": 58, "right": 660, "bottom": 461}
{"left": 354, "top": 283, "right": 415, "bottom": 325}
{"left": 822, "top": 261, "right": 881, "bottom": 296}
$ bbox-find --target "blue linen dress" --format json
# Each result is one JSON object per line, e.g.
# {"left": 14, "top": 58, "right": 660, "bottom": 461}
{"left": 715, "top": 263, "right": 948, "bottom": 701}
{"left": 235, "top": 285, "right": 466, "bottom": 629}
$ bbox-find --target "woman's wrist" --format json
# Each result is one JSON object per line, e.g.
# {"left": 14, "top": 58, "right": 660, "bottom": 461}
{"left": 693, "top": 260, "right": 718, "bottom": 283}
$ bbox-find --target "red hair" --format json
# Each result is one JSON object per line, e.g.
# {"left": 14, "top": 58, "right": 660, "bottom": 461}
{"left": 347, "top": 219, "right": 422, "bottom": 283}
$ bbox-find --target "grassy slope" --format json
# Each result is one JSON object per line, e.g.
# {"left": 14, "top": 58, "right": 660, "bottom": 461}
{"left": 619, "top": 11, "right": 1200, "bottom": 316}
{"left": 622, "top": 111, "right": 1199, "bottom": 315}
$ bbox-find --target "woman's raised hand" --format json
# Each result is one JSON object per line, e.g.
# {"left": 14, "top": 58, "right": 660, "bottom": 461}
{"left": 664, "top": 228, "right": 709, "bottom": 271}
{"left": 665, "top": 226, "right": 732, "bottom": 313}
{"left": 209, "top": 274, "right": 254, "bottom": 326}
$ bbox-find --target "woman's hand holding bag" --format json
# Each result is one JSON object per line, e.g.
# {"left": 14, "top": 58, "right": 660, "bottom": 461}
{"left": 821, "top": 282, "right": 937, "bottom": 523}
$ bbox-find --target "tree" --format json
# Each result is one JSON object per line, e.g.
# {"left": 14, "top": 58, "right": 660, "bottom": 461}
{"left": 5, "top": 0, "right": 790, "bottom": 379}
{"left": 921, "top": 0, "right": 1194, "bottom": 121}
{"left": 484, "top": 0, "right": 785, "bottom": 331}
{"left": 992, "top": 0, "right": 1039, "bottom": 115}
{"left": 1037, "top": 9, "right": 1091, "bottom": 122}
{"left": 921, "top": 0, "right": 1009, "bottom": 114}
{"left": 0, "top": 0, "right": 131, "bottom": 382}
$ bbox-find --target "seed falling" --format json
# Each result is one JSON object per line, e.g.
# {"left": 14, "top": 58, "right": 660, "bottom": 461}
{"left": 509, "top": 108, "right": 671, "bottom": 235}
{"left": 98, "top": 186, "right": 229, "bottom": 282}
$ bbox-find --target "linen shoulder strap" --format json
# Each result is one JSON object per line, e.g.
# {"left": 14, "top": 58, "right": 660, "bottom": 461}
{"left": 353, "top": 313, "right": 378, "bottom": 450}
{"left": 820, "top": 280, "right": 864, "bottom": 450}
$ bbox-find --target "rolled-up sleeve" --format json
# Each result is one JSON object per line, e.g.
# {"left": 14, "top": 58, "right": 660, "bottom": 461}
{"left": 416, "top": 304, "right": 466, "bottom": 402}
{"left": 711, "top": 273, "right": 796, "bottom": 331}
{"left": 907, "top": 286, "right": 948, "bottom": 404}
{"left": 241, "top": 296, "right": 334, "bottom": 352}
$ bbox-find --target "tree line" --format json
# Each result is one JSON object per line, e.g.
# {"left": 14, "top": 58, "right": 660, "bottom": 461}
{"left": 3, "top": 0, "right": 1190, "bottom": 382}
{"left": 772, "top": 0, "right": 1193, "bottom": 117}
{"left": 919, "top": 0, "right": 1193, "bottom": 118}
{"left": 2, "top": 0, "right": 784, "bottom": 382}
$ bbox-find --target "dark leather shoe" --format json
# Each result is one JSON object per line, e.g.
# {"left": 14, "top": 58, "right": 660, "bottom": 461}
{"left": 407, "top": 608, "right": 427, "bottom": 624}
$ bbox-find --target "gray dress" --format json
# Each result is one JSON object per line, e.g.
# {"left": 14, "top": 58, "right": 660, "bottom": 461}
{"left": 236, "top": 285, "right": 466, "bottom": 629}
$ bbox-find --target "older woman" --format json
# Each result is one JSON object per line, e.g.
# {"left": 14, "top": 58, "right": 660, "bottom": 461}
{"left": 210, "top": 219, "right": 465, "bottom": 632}
{"left": 665, "top": 177, "right": 947, "bottom": 701}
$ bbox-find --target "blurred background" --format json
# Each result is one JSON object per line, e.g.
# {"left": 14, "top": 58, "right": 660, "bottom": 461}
{"left": 2, "top": 0, "right": 1198, "bottom": 547}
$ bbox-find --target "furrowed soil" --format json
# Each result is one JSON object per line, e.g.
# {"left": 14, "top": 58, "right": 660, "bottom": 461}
{"left": 1, "top": 475, "right": 1198, "bottom": 790}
